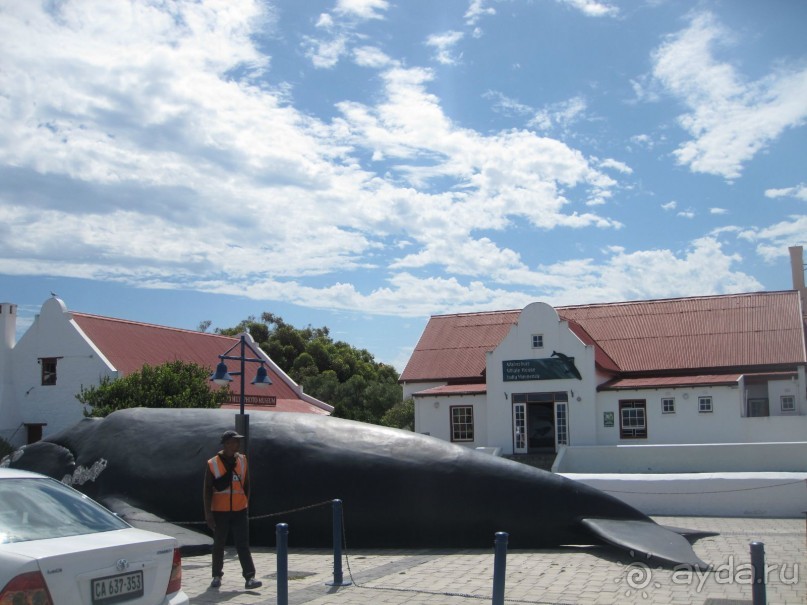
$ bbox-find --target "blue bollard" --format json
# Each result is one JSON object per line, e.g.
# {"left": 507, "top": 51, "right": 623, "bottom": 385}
{"left": 326, "top": 499, "right": 351, "bottom": 586}
{"left": 277, "top": 523, "right": 289, "bottom": 605}
{"left": 750, "top": 541, "right": 766, "bottom": 605}
{"left": 492, "top": 532, "right": 508, "bottom": 605}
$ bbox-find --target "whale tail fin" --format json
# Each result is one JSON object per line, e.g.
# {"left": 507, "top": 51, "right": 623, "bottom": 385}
{"left": 581, "top": 518, "right": 710, "bottom": 569}
{"left": 103, "top": 496, "right": 212, "bottom": 556}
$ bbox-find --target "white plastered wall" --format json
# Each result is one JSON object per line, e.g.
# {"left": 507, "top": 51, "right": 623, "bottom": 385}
{"left": 485, "top": 302, "right": 598, "bottom": 454}
{"left": 414, "top": 392, "right": 487, "bottom": 447}
{"left": 9, "top": 298, "right": 116, "bottom": 443}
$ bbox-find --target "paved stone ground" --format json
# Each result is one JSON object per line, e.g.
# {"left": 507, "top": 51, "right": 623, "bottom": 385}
{"left": 181, "top": 517, "right": 806, "bottom": 604}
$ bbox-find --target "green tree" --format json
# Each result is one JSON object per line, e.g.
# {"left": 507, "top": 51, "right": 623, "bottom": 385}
{"left": 380, "top": 398, "right": 415, "bottom": 431}
{"left": 77, "top": 360, "right": 229, "bottom": 417}
{"left": 217, "top": 313, "right": 406, "bottom": 426}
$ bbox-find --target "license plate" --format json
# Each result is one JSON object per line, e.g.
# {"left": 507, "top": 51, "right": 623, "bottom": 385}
{"left": 91, "top": 570, "right": 144, "bottom": 605}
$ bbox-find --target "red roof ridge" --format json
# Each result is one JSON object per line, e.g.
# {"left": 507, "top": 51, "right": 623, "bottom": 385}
{"left": 429, "top": 309, "right": 521, "bottom": 319}
{"left": 71, "top": 311, "right": 236, "bottom": 340}
{"left": 556, "top": 289, "right": 790, "bottom": 311}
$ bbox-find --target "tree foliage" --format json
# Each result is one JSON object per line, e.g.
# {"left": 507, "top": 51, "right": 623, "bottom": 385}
{"left": 77, "top": 360, "right": 229, "bottom": 417}
{"left": 213, "top": 313, "right": 411, "bottom": 428}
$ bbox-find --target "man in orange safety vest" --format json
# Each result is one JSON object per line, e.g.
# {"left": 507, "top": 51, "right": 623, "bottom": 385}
{"left": 203, "top": 430, "right": 262, "bottom": 590}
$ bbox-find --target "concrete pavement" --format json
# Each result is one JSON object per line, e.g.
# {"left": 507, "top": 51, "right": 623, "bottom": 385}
{"left": 181, "top": 516, "right": 806, "bottom": 604}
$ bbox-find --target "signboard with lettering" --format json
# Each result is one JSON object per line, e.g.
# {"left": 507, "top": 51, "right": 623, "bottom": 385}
{"left": 225, "top": 394, "right": 277, "bottom": 406}
{"left": 502, "top": 358, "right": 579, "bottom": 382}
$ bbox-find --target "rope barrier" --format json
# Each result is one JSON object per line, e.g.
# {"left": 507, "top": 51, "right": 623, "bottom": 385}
{"left": 120, "top": 499, "right": 333, "bottom": 526}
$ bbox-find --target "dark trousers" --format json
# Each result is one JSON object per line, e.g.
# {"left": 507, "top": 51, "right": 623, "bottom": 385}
{"left": 211, "top": 509, "right": 256, "bottom": 579}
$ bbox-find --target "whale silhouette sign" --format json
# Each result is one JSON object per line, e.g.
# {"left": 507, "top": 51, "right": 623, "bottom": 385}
{"left": 1, "top": 408, "right": 711, "bottom": 567}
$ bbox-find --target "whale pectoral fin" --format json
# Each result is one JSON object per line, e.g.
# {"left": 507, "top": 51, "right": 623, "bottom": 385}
{"left": 659, "top": 524, "right": 719, "bottom": 540}
{"left": 102, "top": 496, "right": 212, "bottom": 556}
{"left": 581, "top": 518, "right": 709, "bottom": 569}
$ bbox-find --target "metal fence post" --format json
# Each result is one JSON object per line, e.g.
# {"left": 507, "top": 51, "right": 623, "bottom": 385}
{"left": 277, "top": 523, "right": 289, "bottom": 605}
{"left": 492, "top": 532, "right": 508, "bottom": 605}
{"left": 750, "top": 541, "right": 766, "bottom": 605}
{"left": 326, "top": 499, "right": 351, "bottom": 586}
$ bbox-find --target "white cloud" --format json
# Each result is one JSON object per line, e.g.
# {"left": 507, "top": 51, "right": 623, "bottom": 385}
{"left": 304, "top": 33, "right": 350, "bottom": 68}
{"left": 334, "top": 0, "right": 389, "bottom": 20}
{"left": 737, "top": 215, "right": 807, "bottom": 262}
{"left": 629, "top": 133, "right": 656, "bottom": 151}
{"left": 710, "top": 207, "right": 728, "bottom": 215}
{"left": 765, "top": 184, "right": 807, "bottom": 201}
{"left": 661, "top": 201, "right": 677, "bottom": 211}
{"left": 305, "top": 0, "right": 390, "bottom": 68}
{"left": 0, "top": 0, "right": 630, "bottom": 320}
{"left": 465, "top": 0, "right": 496, "bottom": 26}
{"left": 528, "top": 96, "right": 588, "bottom": 132}
{"left": 651, "top": 11, "right": 807, "bottom": 179}
{"left": 0, "top": 0, "right": 770, "bottom": 324}
{"left": 677, "top": 210, "right": 695, "bottom": 219}
{"left": 353, "top": 46, "right": 393, "bottom": 68}
{"left": 560, "top": 0, "right": 619, "bottom": 18}
{"left": 426, "top": 31, "right": 464, "bottom": 65}
{"left": 598, "top": 158, "right": 633, "bottom": 174}
{"left": 484, "top": 90, "right": 533, "bottom": 117}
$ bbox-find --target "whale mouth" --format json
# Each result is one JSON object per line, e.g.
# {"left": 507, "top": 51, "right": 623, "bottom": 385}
{"left": 2, "top": 441, "right": 76, "bottom": 481}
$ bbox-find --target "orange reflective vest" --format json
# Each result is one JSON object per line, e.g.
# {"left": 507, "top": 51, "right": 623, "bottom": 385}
{"left": 208, "top": 453, "right": 249, "bottom": 512}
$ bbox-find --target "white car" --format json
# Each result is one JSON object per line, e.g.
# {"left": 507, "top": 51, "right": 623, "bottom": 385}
{"left": 0, "top": 468, "right": 189, "bottom": 605}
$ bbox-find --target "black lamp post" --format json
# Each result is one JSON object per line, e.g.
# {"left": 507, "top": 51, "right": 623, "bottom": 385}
{"left": 210, "top": 332, "right": 272, "bottom": 451}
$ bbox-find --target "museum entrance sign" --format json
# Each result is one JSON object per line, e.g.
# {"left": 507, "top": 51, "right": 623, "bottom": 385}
{"left": 502, "top": 358, "right": 578, "bottom": 382}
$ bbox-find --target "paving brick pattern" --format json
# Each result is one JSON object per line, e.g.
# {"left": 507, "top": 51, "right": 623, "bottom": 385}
{"left": 181, "top": 517, "right": 806, "bottom": 604}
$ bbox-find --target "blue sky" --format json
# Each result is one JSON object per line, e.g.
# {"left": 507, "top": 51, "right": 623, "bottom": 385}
{"left": 1, "top": 0, "right": 805, "bottom": 372}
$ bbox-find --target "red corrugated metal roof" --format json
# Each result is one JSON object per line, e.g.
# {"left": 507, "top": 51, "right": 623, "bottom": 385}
{"left": 72, "top": 313, "right": 329, "bottom": 415}
{"left": 559, "top": 291, "right": 806, "bottom": 372}
{"left": 598, "top": 374, "right": 743, "bottom": 390}
{"left": 413, "top": 384, "right": 488, "bottom": 397}
{"left": 399, "top": 311, "right": 519, "bottom": 382}
{"left": 400, "top": 291, "right": 807, "bottom": 383}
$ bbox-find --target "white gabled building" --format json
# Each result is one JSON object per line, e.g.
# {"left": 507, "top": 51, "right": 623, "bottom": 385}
{"left": 400, "top": 248, "right": 807, "bottom": 461}
{"left": 0, "top": 297, "right": 332, "bottom": 447}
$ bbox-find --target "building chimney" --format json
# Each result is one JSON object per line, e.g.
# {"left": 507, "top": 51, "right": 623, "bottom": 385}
{"left": 789, "top": 246, "right": 806, "bottom": 313}
{"left": 0, "top": 303, "right": 16, "bottom": 352}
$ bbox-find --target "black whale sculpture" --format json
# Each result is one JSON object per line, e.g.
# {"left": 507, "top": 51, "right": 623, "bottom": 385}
{"left": 2, "top": 407, "right": 711, "bottom": 567}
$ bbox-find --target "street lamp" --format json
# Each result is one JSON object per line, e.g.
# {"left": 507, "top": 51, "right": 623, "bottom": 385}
{"left": 210, "top": 332, "right": 272, "bottom": 451}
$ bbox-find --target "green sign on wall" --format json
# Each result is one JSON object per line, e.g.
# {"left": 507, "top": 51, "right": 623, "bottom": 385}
{"left": 502, "top": 358, "right": 579, "bottom": 382}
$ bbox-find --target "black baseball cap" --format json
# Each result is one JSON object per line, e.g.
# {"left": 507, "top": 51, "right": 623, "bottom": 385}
{"left": 220, "top": 430, "right": 245, "bottom": 443}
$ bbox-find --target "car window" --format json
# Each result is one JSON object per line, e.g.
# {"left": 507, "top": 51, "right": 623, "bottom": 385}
{"left": 0, "top": 477, "right": 128, "bottom": 543}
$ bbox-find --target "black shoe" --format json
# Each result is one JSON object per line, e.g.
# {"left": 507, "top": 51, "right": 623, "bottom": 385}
{"left": 210, "top": 577, "right": 221, "bottom": 589}
{"left": 244, "top": 578, "right": 262, "bottom": 589}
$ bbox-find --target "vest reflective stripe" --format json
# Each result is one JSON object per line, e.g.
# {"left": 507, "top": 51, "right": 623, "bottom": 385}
{"left": 208, "top": 454, "right": 248, "bottom": 512}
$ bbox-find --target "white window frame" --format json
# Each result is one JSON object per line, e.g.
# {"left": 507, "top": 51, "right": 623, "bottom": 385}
{"left": 531, "top": 334, "right": 544, "bottom": 349}
{"left": 698, "top": 396, "right": 713, "bottom": 414}
{"left": 661, "top": 397, "right": 675, "bottom": 414}
{"left": 450, "top": 405, "right": 474, "bottom": 442}
{"left": 619, "top": 400, "right": 647, "bottom": 439}
{"left": 780, "top": 395, "right": 796, "bottom": 413}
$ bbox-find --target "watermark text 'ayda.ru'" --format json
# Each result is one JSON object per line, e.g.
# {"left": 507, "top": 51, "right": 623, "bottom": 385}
{"left": 623, "top": 556, "right": 799, "bottom": 594}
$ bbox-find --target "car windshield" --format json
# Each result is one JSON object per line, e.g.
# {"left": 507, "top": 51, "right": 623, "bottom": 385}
{"left": 0, "top": 477, "right": 129, "bottom": 543}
